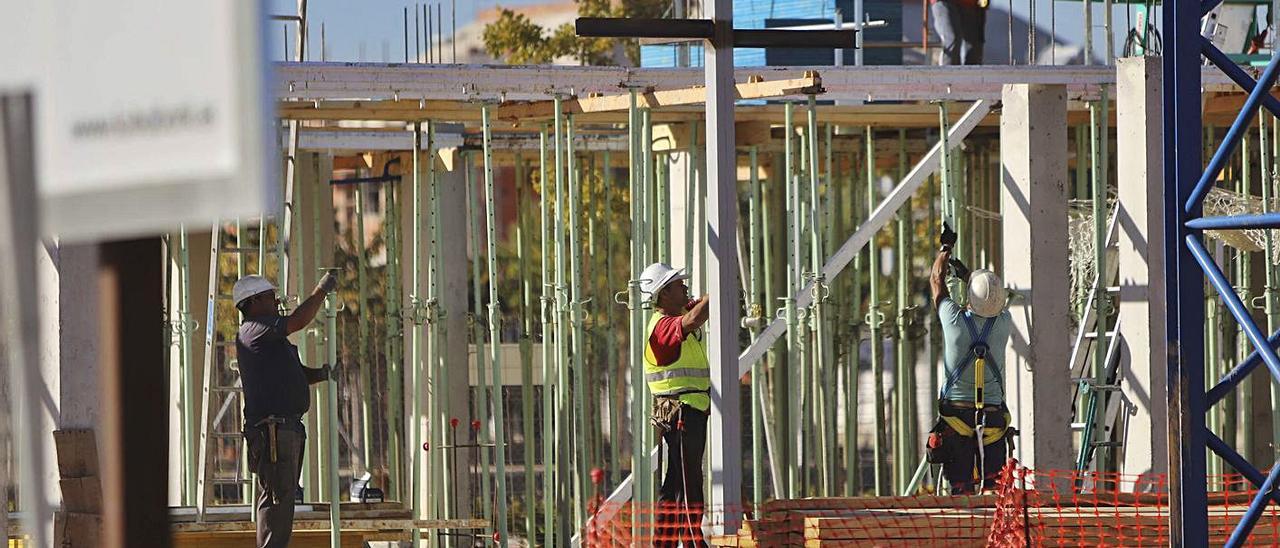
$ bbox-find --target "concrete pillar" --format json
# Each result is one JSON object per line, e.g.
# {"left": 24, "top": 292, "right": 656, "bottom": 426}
{"left": 436, "top": 148, "right": 474, "bottom": 517}
{"left": 1115, "top": 57, "right": 1169, "bottom": 487}
{"left": 1000, "top": 84, "right": 1073, "bottom": 472}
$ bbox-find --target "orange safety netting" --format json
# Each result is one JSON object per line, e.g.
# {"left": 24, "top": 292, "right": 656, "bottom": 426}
{"left": 581, "top": 461, "right": 1280, "bottom": 547}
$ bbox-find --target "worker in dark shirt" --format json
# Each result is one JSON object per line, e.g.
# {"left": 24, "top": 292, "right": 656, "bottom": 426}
{"left": 932, "top": 0, "right": 987, "bottom": 64}
{"left": 638, "top": 262, "right": 711, "bottom": 548}
{"left": 232, "top": 272, "right": 338, "bottom": 548}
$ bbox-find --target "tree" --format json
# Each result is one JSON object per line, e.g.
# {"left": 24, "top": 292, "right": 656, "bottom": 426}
{"left": 483, "top": 0, "right": 668, "bottom": 66}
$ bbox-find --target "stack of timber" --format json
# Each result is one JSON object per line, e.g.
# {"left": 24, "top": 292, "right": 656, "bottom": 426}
{"left": 52, "top": 429, "right": 102, "bottom": 547}
{"left": 711, "top": 495, "right": 998, "bottom": 547}
{"left": 171, "top": 504, "right": 487, "bottom": 548}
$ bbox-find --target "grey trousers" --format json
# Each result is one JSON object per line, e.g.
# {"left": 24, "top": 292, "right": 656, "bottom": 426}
{"left": 931, "top": 1, "right": 986, "bottom": 65}
{"left": 246, "top": 426, "right": 305, "bottom": 548}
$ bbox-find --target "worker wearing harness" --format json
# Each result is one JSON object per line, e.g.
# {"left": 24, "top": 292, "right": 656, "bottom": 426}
{"left": 638, "top": 262, "right": 711, "bottom": 548}
{"left": 233, "top": 273, "right": 338, "bottom": 548}
{"left": 927, "top": 245, "right": 1014, "bottom": 494}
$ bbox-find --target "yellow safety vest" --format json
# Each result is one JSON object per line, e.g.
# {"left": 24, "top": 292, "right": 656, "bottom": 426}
{"left": 643, "top": 312, "right": 711, "bottom": 412}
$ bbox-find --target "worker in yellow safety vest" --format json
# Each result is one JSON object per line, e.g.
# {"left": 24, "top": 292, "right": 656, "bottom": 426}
{"left": 926, "top": 229, "right": 1016, "bottom": 495}
{"left": 638, "top": 262, "right": 711, "bottom": 548}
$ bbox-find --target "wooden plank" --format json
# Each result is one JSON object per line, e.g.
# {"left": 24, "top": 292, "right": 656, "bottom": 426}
{"left": 169, "top": 517, "right": 486, "bottom": 533}
{"left": 491, "top": 73, "right": 823, "bottom": 122}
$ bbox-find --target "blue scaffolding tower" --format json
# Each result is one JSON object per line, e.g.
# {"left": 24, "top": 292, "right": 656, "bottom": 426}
{"left": 1165, "top": 0, "right": 1280, "bottom": 544}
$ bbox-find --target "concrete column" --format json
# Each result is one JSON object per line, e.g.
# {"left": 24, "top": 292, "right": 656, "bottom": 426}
{"left": 436, "top": 148, "right": 474, "bottom": 517}
{"left": 1115, "top": 57, "right": 1169, "bottom": 487}
{"left": 1000, "top": 84, "right": 1073, "bottom": 472}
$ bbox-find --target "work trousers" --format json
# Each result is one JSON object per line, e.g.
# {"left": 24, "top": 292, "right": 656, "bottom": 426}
{"left": 655, "top": 404, "right": 708, "bottom": 548}
{"left": 245, "top": 423, "right": 305, "bottom": 548}
{"left": 931, "top": 0, "right": 987, "bottom": 65}
{"left": 932, "top": 403, "right": 1008, "bottom": 494}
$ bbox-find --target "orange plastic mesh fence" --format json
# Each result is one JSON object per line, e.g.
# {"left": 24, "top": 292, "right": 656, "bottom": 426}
{"left": 581, "top": 461, "right": 1280, "bottom": 547}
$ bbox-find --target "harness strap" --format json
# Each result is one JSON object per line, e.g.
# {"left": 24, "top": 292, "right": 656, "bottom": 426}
{"left": 939, "top": 311, "right": 1002, "bottom": 400}
{"left": 940, "top": 414, "right": 1009, "bottom": 445}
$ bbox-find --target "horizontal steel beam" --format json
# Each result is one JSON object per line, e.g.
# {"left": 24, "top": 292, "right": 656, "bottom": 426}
{"left": 575, "top": 17, "right": 714, "bottom": 39}
{"left": 733, "top": 29, "right": 856, "bottom": 48}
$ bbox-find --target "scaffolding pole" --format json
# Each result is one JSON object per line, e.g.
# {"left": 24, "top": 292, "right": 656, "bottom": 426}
{"left": 481, "top": 103, "right": 511, "bottom": 545}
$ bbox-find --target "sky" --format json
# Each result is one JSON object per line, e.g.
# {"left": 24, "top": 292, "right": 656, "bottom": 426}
{"left": 265, "top": 0, "right": 1260, "bottom": 65}
{"left": 266, "top": 0, "right": 548, "bottom": 62}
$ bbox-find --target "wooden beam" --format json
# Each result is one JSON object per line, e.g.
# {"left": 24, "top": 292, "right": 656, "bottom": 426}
{"left": 490, "top": 73, "right": 823, "bottom": 122}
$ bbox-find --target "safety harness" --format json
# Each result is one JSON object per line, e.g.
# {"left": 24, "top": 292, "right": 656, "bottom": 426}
{"left": 934, "top": 311, "right": 1014, "bottom": 488}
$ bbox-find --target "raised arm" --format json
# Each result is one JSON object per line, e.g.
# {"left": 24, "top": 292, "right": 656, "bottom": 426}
{"left": 681, "top": 295, "right": 711, "bottom": 335}
{"left": 930, "top": 246, "right": 952, "bottom": 309}
{"left": 286, "top": 272, "right": 337, "bottom": 335}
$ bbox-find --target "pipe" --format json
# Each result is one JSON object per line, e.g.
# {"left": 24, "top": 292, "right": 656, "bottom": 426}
{"left": 748, "top": 145, "right": 764, "bottom": 513}
{"left": 783, "top": 101, "right": 801, "bottom": 498}
{"left": 465, "top": 152, "right": 494, "bottom": 524}
{"left": 516, "top": 152, "right": 537, "bottom": 540}
{"left": 481, "top": 103, "right": 511, "bottom": 544}
{"left": 866, "top": 125, "right": 886, "bottom": 495}
{"left": 540, "top": 122, "right": 557, "bottom": 548}
{"left": 627, "top": 88, "right": 650, "bottom": 542}
{"left": 410, "top": 122, "right": 424, "bottom": 544}
{"left": 568, "top": 114, "right": 589, "bottom": 529}
{"left": 806, "top": 97, "right": 832, "bottom": 496}
{"left": 355, "top": 176, "right": 373, "bottom": 475}
{"left": 324, "top": 291, "right": 341, "bottom": 548}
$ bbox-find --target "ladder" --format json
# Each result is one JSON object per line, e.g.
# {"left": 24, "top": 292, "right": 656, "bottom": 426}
{"left": 196, "top": 221, "right": 271, "bottom": 518}
{"left": 1069, "top": 205, "right": 1123, "bottom": 474}
{"left": 195, "top": 2, "right": 307, "bottom": 520}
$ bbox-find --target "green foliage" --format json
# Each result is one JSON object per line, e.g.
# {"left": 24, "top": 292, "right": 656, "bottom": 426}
{"left": 482, "top": 0, "right": 668, "bottom": 66}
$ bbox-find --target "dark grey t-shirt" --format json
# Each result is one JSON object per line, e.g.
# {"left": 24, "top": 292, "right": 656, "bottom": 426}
{"left": 237, "top": 315, "right": 310, "bottom": 428}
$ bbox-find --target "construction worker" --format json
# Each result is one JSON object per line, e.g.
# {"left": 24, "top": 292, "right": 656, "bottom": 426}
{"left": 638, "top": 262, "right": 711, "bottom": 548}
{"left": 931, "top": 0, "right": 987, "bottom": 65}
{"left": 926, "top": 244, "right": 1012, "bottom": 494}
{"left": 233, "top": 272, "right": 338, "bottom": 548}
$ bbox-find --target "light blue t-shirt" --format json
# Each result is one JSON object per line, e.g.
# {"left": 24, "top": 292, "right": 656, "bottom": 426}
{"left": 938, "top": 298, "right": 1012, "bottom": 404}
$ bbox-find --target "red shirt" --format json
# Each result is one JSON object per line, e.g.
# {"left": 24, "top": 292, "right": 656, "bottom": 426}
{"left": 648, "top": 315, "right": 687, "bottom": 366}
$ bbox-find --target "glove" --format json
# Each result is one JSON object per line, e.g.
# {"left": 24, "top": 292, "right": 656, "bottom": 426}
{"left": 319, "top": 363, "right": 332, "bottom": 381}
{"left": 315, "top": 272, "right": 338, "bottom": 295}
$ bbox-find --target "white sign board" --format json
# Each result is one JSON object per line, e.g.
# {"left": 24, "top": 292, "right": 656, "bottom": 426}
{"left": 3, "top": 1, "right": 275, "bottom": 241}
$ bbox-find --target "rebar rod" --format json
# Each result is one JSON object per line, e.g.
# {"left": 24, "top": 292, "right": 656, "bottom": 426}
{"left": 481, "top": 103, "right": 511, "bottom": 544}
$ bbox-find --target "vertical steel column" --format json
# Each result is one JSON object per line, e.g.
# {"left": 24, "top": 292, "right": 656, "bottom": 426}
{"left": 567, "top": 115, "right": 588, "bottom": 529}
{"left": 539, "top": 123, "right": 557, "bottom": 548}
{"left": 806, "top": 97, "right": 831, "bottom": 495}
{"left": 480, "top": 104, "right": 511, "bottom": 544}
{"left": 515, "top": 152, "right": 537, "bottom": 540}
{"left": 1162, "top": 0, "right": 1209, "bottom": 539}
{"left": 1235, "top": 132, "right": 1251, "bottom": 461}
{"left": 822, "top": 124, "right": 838, "bottom": 496}
{"left": 409, "top": 122, "right": 424, "bottom": 544}
{"left": 604, "top": 149, "right": 622, "bottom": 488}
{"left": 552, "top": 101, "right": 571, "bottom": 542}
{"left": 865, "top": 125, "right": 886, "bottom": 495}
{"left": 177, "top": 226, "right": 196, "bottom": 504}
{"left": 386, "top": 161, "right": 403, "bottom": 502}
{"left": 748, "top": 146, "right": 765, "bottom": 513}
{"left": 323, "top": 293, "right": 341, "bottom": 548}
{"left": 847, "top": 144, "right": 864, "bottom": 496}
{"left": 355, "top": 181, "right": 374, "bottom": 473}
{"left": 783, "top": 102, "right": 802, "bottom": 497}
{"left": 1263, "top": 113, "right": 1280, "bottom": 459}
{"left": 627, "top": 89, "right": 650, "bottom": 541}
{"left": 894, "top": 129, "right": 915, "bottom": 493}
{"left": 465, "top": 152, "right": 494, "bottom": 524}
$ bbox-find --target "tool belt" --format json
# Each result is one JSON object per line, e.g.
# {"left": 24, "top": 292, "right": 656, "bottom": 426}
{"left": 247, "top": 415, "right": 302, "bottom": 465}
{"left": 651, "top": 397, "right": 684, "bottom": 433}
{"left": 926, "top": 402, "right": 1015, "bottom": 464}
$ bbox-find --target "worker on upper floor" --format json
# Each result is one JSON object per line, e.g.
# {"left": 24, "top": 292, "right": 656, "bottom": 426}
{"left": 932, "top": 0, "right": 987, "bottom": 65}
{"left": 639, "top": 261, "right": 711, "bottom": 548}
{"left": 232, "top": 272, "right": 338, "bottom": 548}
{"left": 926, "top": 239, "right": 1014, "bottom": 495}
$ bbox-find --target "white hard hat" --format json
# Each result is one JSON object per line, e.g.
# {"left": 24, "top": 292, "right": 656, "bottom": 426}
{"left": 638, "top": 262, "right": 689, "bottom": 303}
{"left": 232, "top": 275, "right": 276, "bottom": 307}
{"left": 967, "top": 270, "right": 1007, "bottom": 318}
